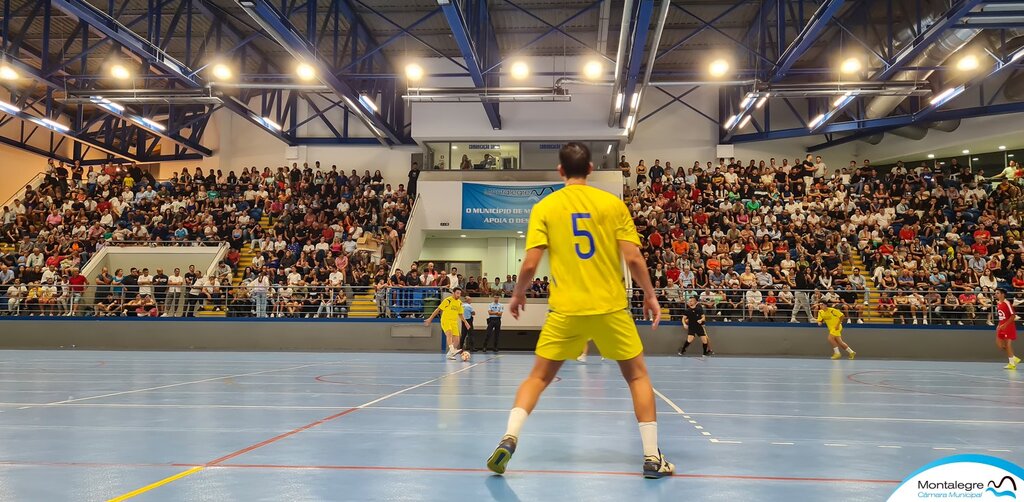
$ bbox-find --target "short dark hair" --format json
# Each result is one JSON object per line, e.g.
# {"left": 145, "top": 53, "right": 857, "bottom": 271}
{"left": 996, "top": 288, "right": 1008, "bottom": 296}
{"left": 452, "top": 287, "right": 463, "bottom": 293}
{"left": 559, "top": 142, "right": 591, "bottom": 178}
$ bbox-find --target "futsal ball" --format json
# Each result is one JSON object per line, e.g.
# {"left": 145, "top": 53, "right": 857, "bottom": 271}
{"left": 461, "top": 351, "right": 471, "bottom": 362}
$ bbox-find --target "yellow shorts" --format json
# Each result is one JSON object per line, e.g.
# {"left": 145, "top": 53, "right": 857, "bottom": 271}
{"left": 536, "top": 309, "right": 643, "bottom": 361}
{"left": 828, "top": 329, "right": 843, "bottom": 337}
{"left": 441, "top": 317, "right": 461, "bottom": 335}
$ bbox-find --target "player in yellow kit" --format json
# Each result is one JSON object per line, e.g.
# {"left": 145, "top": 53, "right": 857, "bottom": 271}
{"left": 486, "top": 142, "right": 674, "bottom": 479}
{"left": 424, "top": 287, "right": 472, "bottom": 359}
{"left": 816, "top": 301, "right": 856, "bottom": 360}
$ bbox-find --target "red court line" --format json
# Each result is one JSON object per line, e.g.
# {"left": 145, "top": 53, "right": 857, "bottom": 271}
{"left": 205, "top": 407, "right": 359, "bottom": 465}
{"left": 207, "top": 356, "right": 498, "bottom": 466}
{"left": 0, "top": 460, "right": 900, "bottom": 484}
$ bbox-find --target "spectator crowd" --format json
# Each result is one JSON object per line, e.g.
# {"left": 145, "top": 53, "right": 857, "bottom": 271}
{"left": 1, "top": 158, "right": 414, "bottom": 317}
{"left": 617, "top": 154, "right": 1023, "bottom": 325}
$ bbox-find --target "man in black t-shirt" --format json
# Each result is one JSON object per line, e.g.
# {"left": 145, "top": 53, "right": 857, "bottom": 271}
{"left": 678, "top": 297, "right": 714, "bottom": 356}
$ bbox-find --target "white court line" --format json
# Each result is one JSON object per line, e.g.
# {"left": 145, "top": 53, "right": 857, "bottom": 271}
{"left": 701, "top": 432, "right": 711, "bottom": 436}
{"left": 354, "top": 358, "right": 493, "bottom": 410}
{"left": 14, "top": 362, "right": 337, "bottom": 410}
{"left": 687, "top": 412, "right": 1024, "bottom": 425}
{"left": 694, "top": 426, "right": 704, "bottom": 430}
{"left": 771, "top": 442, "right": 795, "bottom": 446}
{"left": 933, "top": 447, "right": 957, "bottom": 451}
{"left": 824, "top": 444, "right": 848, "bottom": 447}
{"left": 989, "top": 449, "right": 1012, "bottom": 452}
{"left": 878, "top": 445, "right": 902, "bottom": 449}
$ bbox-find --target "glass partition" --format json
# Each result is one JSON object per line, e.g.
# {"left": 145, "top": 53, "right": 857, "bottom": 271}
{"left": 422, "top": 141, "right": 618, "bottom": 170}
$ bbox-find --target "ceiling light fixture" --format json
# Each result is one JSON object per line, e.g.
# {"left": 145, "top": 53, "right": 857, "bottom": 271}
{"left": 510, "top": 61, "right": 529, "bottom": 80}
{"left": 110, "top": 64, "right": 131, "bottom": 80}
{"left": 583, "top": 60, "right": 603, "bottom": 80}
{"left": 405, "top": 63, "right": 424, "bottom": 82}
{"left": 708, "top": 59, "right": 730, "bottom": 77}
{"left": 840, "top": 57, "right": 862, "bottom": 74}
{"left": 296, "top": 62, "right": 316, "bottom": 81}
{"left": 808, "top": 113, "right": 826, "bottom": 128}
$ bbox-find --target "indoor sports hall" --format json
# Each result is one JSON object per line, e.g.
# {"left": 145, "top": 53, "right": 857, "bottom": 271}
{"left": 0, "top": 0, "right": 1022, "bottom": 501}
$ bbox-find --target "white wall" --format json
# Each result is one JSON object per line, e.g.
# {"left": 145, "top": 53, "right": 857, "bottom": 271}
{"left": 0, "top": 142, "right": 54, "bottom": 204}
{"left": 419, "top": 236, "right": 549, "bottom": 281}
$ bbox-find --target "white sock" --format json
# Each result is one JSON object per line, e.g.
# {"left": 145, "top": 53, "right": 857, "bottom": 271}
{"left": 846, "top": 347, "right": 855, "bottom": 353}
{"left": 1011, "top": 357, "right": 1016, "bottom": 365}
{"left": 639, "top": 421, "right": 659, "bottom": 457}
{"left": 504, "top": 407, "right": 528, "bottom": 438}
{"left": 833, "top": 347, "right": 840, "bottom": 355}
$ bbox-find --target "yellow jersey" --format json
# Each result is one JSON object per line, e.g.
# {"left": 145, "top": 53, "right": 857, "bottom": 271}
{"left": 817, "top": 307, "right": 845, "bottom": 334}
{"left": 526, "top": 184, "right": 640, "bottom": 316}
{"left": 438, "top": 296, "right": 463, "bottom": 322}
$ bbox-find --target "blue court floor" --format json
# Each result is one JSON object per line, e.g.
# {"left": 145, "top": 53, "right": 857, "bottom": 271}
{"left": 0, "top": 350, "right": 1020, "bottom": 501}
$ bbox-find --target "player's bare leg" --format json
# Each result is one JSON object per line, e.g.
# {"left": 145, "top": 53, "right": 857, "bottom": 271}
{"left": 487, "top": 356, "right": 562, "bottom": 474}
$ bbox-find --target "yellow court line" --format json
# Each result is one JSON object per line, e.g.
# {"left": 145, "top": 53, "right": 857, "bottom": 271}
{"left": 107, "top": 466, "right": 205, "bottom": 502}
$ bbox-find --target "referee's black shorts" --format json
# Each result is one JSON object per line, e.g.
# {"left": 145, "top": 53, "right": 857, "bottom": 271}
{"left": 687, "top": 325, "right": 707, "bottom": 337}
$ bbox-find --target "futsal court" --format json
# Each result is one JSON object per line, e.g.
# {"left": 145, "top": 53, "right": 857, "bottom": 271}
{"left": 0, "top": 350, "right": 1019, "bottom": 501}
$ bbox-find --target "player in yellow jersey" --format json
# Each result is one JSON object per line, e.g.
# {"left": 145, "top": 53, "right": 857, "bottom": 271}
{"left": 486, "top": 142, "right": 674, "bottom": 479}
{"left": 816, "top": 301, "right": 856, "bottom": 360}
{"left": 424, "top": 287, "right": 472, "bottom": 359}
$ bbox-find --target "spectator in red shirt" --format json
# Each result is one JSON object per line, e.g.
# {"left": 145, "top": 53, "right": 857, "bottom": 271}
{"left": 973, "top": 226, "right": 991, "bottom": 243}
{"left": 68, "top": 268, "right": 88, "bottom": 315}
{"left": 666, "top": 264, "right": 681, "bottom": 283}
{"left": 971, "top": 242, "right": 988, "bottom": 256}
{"left": 649, "top": 230, "right": 664, "bottom": 249}
{"left": 898, "top": 225, "right": 917, "bottom": 242}
{"left": 958, "top": 292, "right": 978, "bottom": 324}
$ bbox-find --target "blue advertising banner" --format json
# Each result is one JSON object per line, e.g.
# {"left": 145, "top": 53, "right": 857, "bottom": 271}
{"left": 462, "top": 182, "right": 563, "bottom": 230}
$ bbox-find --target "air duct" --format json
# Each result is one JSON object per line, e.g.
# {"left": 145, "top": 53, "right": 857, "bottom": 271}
{"left": 859, "top": 1, "right": 985, "bottom": 144}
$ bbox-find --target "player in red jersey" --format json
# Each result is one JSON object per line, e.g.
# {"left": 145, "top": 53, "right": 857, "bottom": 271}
{"left": 995, "top": 288, "right": 1020, "bottom": 370}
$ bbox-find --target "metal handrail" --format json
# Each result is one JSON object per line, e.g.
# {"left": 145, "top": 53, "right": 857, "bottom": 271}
{"left": 0, "top": 283, "right": 380, "bottom": 319}
{"left": 1, "top": 172, "right": 47, "bottom": 209}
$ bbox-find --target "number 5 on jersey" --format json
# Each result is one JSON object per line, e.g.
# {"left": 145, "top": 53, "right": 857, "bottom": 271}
{"left": 572, "top": 213, "right": 595, "bottom": 259}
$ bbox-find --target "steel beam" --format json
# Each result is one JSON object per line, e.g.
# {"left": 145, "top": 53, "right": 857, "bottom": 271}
{"left": 239, "top": 0, "right": 403, "bottom": 144}
{"left": 771, "top": 0, "right": 847, "bottom": 80}
{"left": 617, "top": 0, "right": 655, "bottom": 129}
{"left": 440, "top": 0, "right": 501, "bottom": 129}
{"left": 732, "top": 101, "right": 1024, "bottom": 144}
{"left": 912, "top": 52, "right": 1024, "bottom": 123}
{"left": 806, "top": 0, "right": 984, "bottom": 133}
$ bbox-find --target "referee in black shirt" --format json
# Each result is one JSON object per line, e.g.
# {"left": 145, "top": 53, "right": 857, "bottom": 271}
{"left": 678, "top": 297, "right": 714, "bottom": 356}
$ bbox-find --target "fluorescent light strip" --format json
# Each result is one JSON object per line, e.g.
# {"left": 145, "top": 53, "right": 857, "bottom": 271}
{"left": 738, "top": 114, "right": 752, "bottom": 129}
{"left": 140, "top": 117, "right": 165, "bottom": 131}
{"left": 832, "top": 92, "right": 853, "bottom": 108}
{"left": 359, "top": 94, "right": 378, "bottom": 113}
{"left": 739, "top": 94, "right": 753, "bottom": 108}
{"left": 808, "top": 113, "right": 826, "bottom": 128}
{"left": 723, "top": 114, "right": 738, "bottom": 129}
{"left": 625, "top": 115, "right": 635, "bottom": 129}
{"left": 630, "top": 93, "right": 640, "bottom": 109}
{"left": 606, "top": 144, "right": 612, "bottom": 155}
{"left": 0, "top": 100, "right": 20, "bottom": 114}
{"left": 615, "top": 92, "right": 624, "bottom": 110}
{"left": 929, "top": 86, "right": 964, "bottom": 106}
{"left": 755, "top": 96, "right": 768, "bottom": 109}
{"left": 261, "top": 117, "right": 282, "bottom": 131}
{"left": 41, "top": 118, "right": 70, "bottom": 132}
{"left": 90, "top": 96, "right": 126, "bottom": 112}
{"left": 1011, "top": 49, "right": 1024, "bottom": 63}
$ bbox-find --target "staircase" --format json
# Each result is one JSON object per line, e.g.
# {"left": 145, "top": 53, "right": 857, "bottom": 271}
{"left": 843, "top": 249, "right": 891, "bottom": 324}
{"left": 232, "top": 214, "right": 273, "bottom": 286}
{"left": 348, "top": 291, "right": 378, "bottom": 319}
